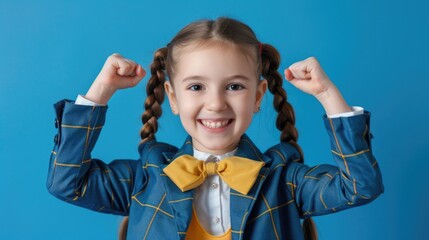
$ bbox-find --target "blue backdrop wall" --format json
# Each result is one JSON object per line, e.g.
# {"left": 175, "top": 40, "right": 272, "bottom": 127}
{"left": 1, "top": 0, "right": 428, "bottom": 239}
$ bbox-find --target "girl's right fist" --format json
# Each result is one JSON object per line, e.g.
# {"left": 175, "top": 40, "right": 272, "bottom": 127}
{"left": 85, "top": 53, "right": 146, "bottom": 105}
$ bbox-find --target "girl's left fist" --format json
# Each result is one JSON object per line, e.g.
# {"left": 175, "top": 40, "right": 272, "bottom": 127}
{"left": 284, "top": 57, "right": 334, "bottom": 97}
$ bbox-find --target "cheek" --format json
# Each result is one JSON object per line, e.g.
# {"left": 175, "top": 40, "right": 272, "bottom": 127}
{"left": 233, "top": 96, "right": 256, "bottom": 117}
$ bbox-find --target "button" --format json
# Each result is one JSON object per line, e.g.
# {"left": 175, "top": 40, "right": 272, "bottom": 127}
{"left": 215, "top": 217, "right": 220, "bottom": 224}
{"left": 54, "top": 118, "right": 59, "bottom": 128}
{"left": 211, "top": 183, "right": 218, "bottom": 189}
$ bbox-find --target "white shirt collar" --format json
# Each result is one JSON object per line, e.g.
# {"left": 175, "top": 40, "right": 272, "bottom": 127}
{"left": 193, "top": 148, "right": 237, "bottom": 161}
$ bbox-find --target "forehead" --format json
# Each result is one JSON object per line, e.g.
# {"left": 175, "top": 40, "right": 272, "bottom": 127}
{"left": 171, "top": 42, "right": 258, "bottom": 81}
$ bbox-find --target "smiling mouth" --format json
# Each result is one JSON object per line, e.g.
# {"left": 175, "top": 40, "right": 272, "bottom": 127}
{"left": 199, "top": 119, "right": 232, "bottom": 129}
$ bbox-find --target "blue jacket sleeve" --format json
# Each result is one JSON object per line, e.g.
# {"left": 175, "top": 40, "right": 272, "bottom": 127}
{"left": 277, "top": 112, "right": 383, "bottom": 218}
{"left": 46, "top": 100, "right": 146, "bottom": 216}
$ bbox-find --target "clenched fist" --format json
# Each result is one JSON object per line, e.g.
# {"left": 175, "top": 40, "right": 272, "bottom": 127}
{"left": 285, "top": 57, "right": 351, "bottom": 115}
{"left": 85, "top": 53, "right": 146, "bottom": 105}
{"left": 284, "top": 57, "right": 333, "bottom": 97}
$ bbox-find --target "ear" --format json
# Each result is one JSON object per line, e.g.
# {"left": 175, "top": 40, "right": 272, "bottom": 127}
{"left": 164, "top": 81, "right": 179, "bottom": 115}
{"left": 255, "top": 79, "right": 268, "bottom": 111}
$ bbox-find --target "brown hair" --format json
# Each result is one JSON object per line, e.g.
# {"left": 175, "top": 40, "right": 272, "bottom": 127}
{"left": 119, "top": 17, "right": 317, "bottom": 240}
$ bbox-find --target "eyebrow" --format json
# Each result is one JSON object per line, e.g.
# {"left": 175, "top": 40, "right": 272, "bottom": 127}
{"left": 181, "top": 74, "right": 252, "bottom": 82}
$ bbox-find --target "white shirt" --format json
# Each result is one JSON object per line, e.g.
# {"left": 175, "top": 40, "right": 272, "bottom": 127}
{"left": 192, "top": 148, "right": 235, "bottom": 235}
{"left": 74, "top": 94, "right": 364, "bottom": 235}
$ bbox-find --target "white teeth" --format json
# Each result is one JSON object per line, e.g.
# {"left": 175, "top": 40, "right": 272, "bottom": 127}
{"left": 201, "top": 120, "right": 229, "bottom": 129}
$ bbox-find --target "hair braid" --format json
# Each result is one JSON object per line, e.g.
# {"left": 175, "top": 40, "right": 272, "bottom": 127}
{"left": 119, "top": 48, "right": 169, "bottom": 240}
{"left": 260, "top": 43, "right": 317, "bottom": 240}
{"left": 139, "top": 47, "right": 168, "bottom": 144}
{"left": 260, "top": 44, "right": 303, "bottom": 159}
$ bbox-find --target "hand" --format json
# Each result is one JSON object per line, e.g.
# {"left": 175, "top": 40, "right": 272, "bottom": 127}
{"left": 85, "top": 53, "right": 146, "bottom": 105}
{"left": 284, "top": 57, "right": 351, "bottom": 115}
{"left": 284, "top": 56, "right": 334, "bottom": 98}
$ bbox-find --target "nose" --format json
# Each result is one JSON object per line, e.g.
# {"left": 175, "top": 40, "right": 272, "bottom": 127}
{"left": 205, "top": 90, "right": 228, "bottom": 112}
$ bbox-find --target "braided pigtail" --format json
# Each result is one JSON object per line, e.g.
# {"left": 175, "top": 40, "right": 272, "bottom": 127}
{"left": 260, "top": 44, "right": 303, "bottom": 157}
{"left": 140, "top": 47, "right": 168, "bottom": 144}
{"left": 260, "top": 43, "right": 317, "bottom": 240}
{"left": 119, "top": 47, "right": 169, "bottom": 240}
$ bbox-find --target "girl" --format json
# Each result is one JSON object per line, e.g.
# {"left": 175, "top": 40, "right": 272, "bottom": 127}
{"left": 47, "top": 17, "right": 383, "bottom": 240}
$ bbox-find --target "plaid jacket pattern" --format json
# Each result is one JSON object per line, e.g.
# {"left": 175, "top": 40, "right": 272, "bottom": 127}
{"left": 47, "top": 100, "right": 383, "bottom": 240}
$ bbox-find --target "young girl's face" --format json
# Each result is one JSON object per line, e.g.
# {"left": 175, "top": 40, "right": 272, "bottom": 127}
{"left": 165, "top": 42, "right": 267, "bottom": 155}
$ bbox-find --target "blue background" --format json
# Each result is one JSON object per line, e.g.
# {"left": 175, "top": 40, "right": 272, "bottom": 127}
{"left": 1, "top": 0, "right": 428, "bottom": 239}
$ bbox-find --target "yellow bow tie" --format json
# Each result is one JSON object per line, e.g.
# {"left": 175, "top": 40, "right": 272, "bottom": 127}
{"left": 163, "top": 155, "right": 265, "bottom": 195}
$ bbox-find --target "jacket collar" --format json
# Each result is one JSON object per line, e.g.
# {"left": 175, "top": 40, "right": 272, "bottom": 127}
{"left": 161, "top": 134, "right": 270, "bottom": 239}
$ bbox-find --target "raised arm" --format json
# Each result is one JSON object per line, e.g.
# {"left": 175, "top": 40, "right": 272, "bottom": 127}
{"left": 279, "top": 57, "right": 383, "bottom": 216}
{"left": 47, "top": 54, "right": 146, "bottom": 215}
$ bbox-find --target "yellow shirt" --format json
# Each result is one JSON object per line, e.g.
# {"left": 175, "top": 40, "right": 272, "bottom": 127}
{"left": 186, "top": 208, "right": 231, "bottom": 240}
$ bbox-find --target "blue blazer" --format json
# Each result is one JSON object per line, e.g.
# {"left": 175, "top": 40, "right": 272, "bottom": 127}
{"left": 47, "top": 100, "right": 383, "bottom": 240}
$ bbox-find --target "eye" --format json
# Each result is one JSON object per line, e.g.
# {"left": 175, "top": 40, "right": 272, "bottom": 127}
{"left": 188, "top": 84, "right": 204, "bottom": 91}
{"left": 227, "top": 84, "right": 244, "bottom": 91}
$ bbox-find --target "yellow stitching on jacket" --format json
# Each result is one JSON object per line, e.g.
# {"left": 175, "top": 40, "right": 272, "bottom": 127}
{"left": 303, "top": 210, "right": 312, "bottom": 216}
{"left": 247, "top": 199, "right": 295, "bottom": 224}
{"left": 132, "top": 195, "right": 173, "bottom": 218}
{"left": 81, "top": 178, "right": 89, "bottom": 197}
{"left": 340, "top": 172, "right": 351, "bottom": 181}
{"left": 60, "top": 124, "right": 103, "bottom": 130}
{"left": 363, "top": 124, "right": 368, "bottom": 141}
{"left": 267, "top": 149, "right": 286, "bottom": 163}
{"left": 304, "top": 176, "right": 320, "bottom": 180}
{"left": 272, "top": 163, "right": 286, "bottom": 171}
{"left": 230, "top": 192, "right": 256, "bottom": 200}
{"left": 132, "top": 189, "right": 145, "bottom": 199}
{"left": 237, "top": 211, "right": 248, "bottom": 238}
{"left": 320, "top": 186, "right": 328, "bottom": 209}
{"left": 305, "top": 165, "right": 320, "bottom": 176}
{"left": 143, "top": 163, "right": 160, "bottom": 169}
{"left": 82, "top": 159, "right": 91, "bottom": 164}
{"left": 286, "top": 182, "right": 296, "bottom": 199}
{"left": 329, "top": 118, "right": 357, "bottom": 195}
{"left": 331, "top": 149, "right": 370, "bottom": 158}
{"left": 143, "top": 194, "right": 171, "bottom": 240}
{"left": 81, "top": 107, "right": 94, "bottom": 168}
{"left": 324, "top": 173, "right": 333, "bottom": 179}
{"left": 55, "top": 162, "right": 80, "bottom": 167}
{"left": 168, "top": 197, "right": 193, "bottom": 204}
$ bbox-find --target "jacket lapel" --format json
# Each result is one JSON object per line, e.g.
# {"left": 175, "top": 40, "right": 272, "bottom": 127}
{"left": 230, "top": 134, "right": 271, "bottom": 240}
{"left": 161, "top": 137, "right": 195, "bottom": 237}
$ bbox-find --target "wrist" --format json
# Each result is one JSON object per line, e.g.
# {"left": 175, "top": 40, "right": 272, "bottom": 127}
{"left": 315, "top": 84, "right": 337, "bottom": 104}
{"left": 316, "top": 86, "right": 351, "bottom": 115}
{"left": 85, "top": 81, "right": 116, "bottom": 105}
